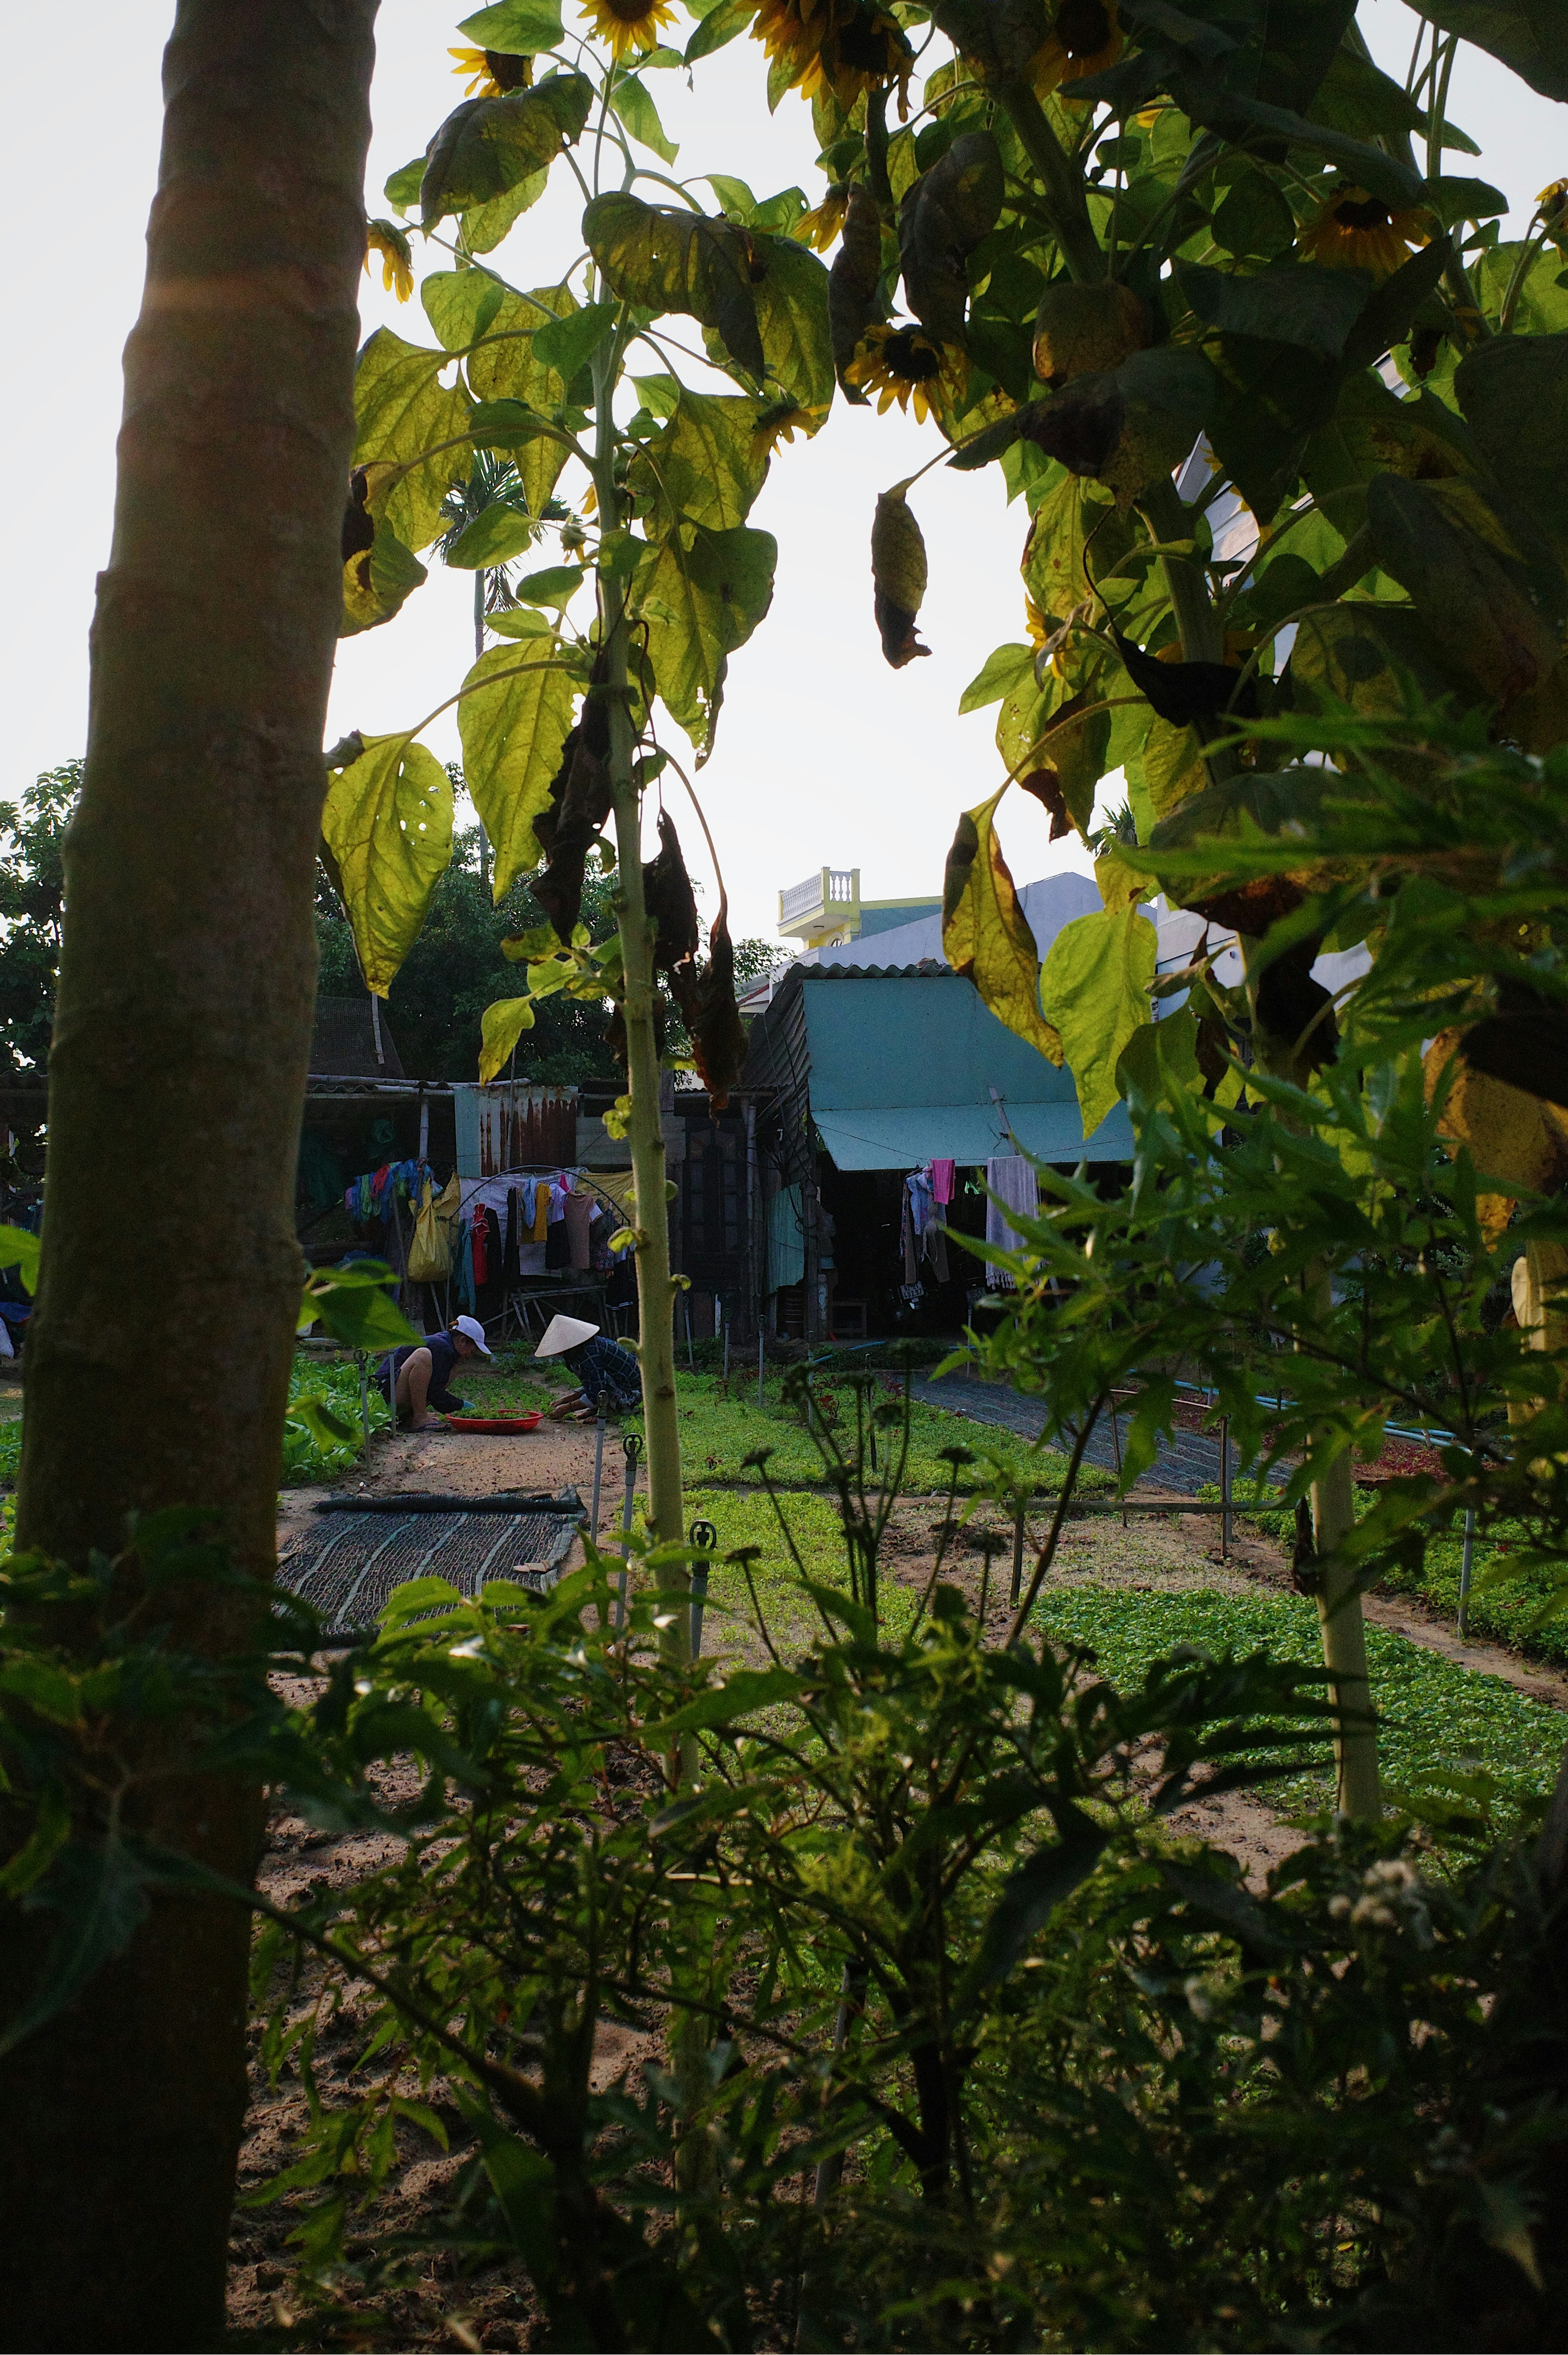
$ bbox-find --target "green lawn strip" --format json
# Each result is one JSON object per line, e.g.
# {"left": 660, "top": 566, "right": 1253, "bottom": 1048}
{"left": 1198, "top": 1477, "right": 1568, "bottom": 1670}
{"left": 1029, "top": 1581, "right": 1567, "bottom": 1819}
{"left": 667, "top": 1370, "right": 1107, "bottom": 1497}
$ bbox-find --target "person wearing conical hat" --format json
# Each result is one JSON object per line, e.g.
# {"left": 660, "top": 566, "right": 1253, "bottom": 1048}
{"left": 535, "top": 1314, "right": 642, "bottom": 1416}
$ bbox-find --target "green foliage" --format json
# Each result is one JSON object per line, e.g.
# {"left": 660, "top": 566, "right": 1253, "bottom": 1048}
{"left": 281, "top": 1354, "right": 390, "bottom": 1486}
{"left": 0, "top": 764, "right": 78, "bottom": 1084}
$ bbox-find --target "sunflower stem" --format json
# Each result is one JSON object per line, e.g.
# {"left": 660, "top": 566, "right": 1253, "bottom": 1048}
{"left": 590, "top": 326, "right": 689, "bottom": 1679}
{"left": 995, "top": 80, "right": 1102, "bottom": 283}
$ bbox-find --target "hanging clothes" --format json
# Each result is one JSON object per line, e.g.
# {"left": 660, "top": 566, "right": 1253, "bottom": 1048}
{"left": 931, "top": 1158, "right": 956, "bottom": 1207}
{"left": 470, "top": 1208, "right": 491, "bottom": 1286}
{"left": 455, "top": 1219, "right": 477, "bottom": 1313}
{"left": 985, "top": 1155, "right": 1038, "bottom": 1288}
{"left": 564, "top": 1189, "right": 594, "bottom": 1271}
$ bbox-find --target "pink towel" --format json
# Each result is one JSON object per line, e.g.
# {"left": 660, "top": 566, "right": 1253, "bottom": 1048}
{"left": 931, "top": 1158, "right": 956, "bottom": 1206}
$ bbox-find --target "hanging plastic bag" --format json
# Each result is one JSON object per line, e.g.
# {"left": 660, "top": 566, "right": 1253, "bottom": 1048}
{"left": 408, "top": 1177, "right": 452, "bottom": 1282}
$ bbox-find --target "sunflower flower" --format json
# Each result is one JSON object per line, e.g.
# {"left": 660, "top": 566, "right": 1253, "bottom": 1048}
{"left": 1299, "top": 184, "right": 1428, "bottom": 278}
{"left": 844, "top": 325, "right": 967, "bottom": 425}
{"left": 751, "top": 401, "right": 828, "bottom": 462}
{"left": 365, "top": 219, "right": 414, "bottom": 303}
{"left": 752, "top": 0, "right": 913, "bottom": 116}
{"left": 1538, "top": 178, "right": 1568, "bottom": 247}
{"left": 449, "top": 45, "right": 535, "bottom": 95}
{"left": 1032, "top": 0, "right": 1123, "bottom": 98}
{"left": 579, "top": 0, "right": 678, "bottom": 60}
{"left": 793, "top": 184, "right": 850, "bottom": 252}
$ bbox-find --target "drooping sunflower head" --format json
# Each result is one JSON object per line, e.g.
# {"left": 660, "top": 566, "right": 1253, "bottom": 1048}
{"left": 449, "top": 44, "right": 535, "bottom": 95}
{"left": 844, "top": 325, "right": 968, "bottom": 424}
{"left": 1539, "top": 177, "right": 1568, "bottom": 247}
{"left": 794, "top": 183, "right": 850, "bottom": 252}
{"left": 1032, "top": 0, "right": 1123, "bottom": 98}
{"left": 753, "top": 0, "right": 913, "bottom": 115}
{"left": 579, "top": 0, "right": 678, "bottom": 58}
{"left": 365, "top": 219, "right": 414, "bottom": 303}
{"left": 1299, "top": 184, "right": 1428, "bottom": 278}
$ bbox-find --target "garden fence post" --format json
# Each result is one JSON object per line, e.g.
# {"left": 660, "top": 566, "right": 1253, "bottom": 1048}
{"left": 1458, "top": 1507, "right": 1477, "bottom": 1635}
{"left": 590, "top": 1387, "right": 609, "bottom": 1538}
{"left": 1221, "top": 1415, "right": 1230, "bottom": 1560}
{"left": 615, "top": 1431, "right": 642, "bottom": 1632}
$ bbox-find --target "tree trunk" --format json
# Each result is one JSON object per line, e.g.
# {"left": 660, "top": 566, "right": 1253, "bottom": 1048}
{"left": 0, "top": 5, "right": 377, "bottom": 2346}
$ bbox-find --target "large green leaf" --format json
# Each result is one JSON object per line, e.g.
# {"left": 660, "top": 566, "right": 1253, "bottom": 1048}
{"left": 478, "top": 996, "right": 537, "bottom": 1083}
{"left": 584, "top": 193, "right": 766, "bottom": 381}
{"left": 1419, "top": 0, "right": 1568, "bottom": 102}
{"left": 942, "top": 788, "right": 1063, "bottom": 1066}
{"left": 633, "top": 524, "right": 777, "bottom": 753}
{"left": 466, "top": 284, "right": 578, "bottom": 514}
{"left": 458, "top": 0, "right": 565, "bottom": 46}
{"left": 322, "top": 738, "right": 455, "bottom": 994}
{"left": 748, "top": 234, "right": 835, "bottom": 413}
{"left": 422, "top": 269, "right": 507, "bottom": 353}
{"left": 353, "top": 330, "right": 474, "bottom": 555}
{"left": 1366, "top": 473, "right": 1564, "bottom": 705}
{"left": 1286, "top": 600, "right": 1478, "bottom": 725}
{"left": 628, "top": 388, "right": 770, "bottom": 533}
{"left": 420, "top": 74, "right": 594, "bottom": 229}
{"left": 610, "top": 74, "right": 679, "bottom": 163}
{"left": 1021, "top": 472, "right": 1134, "bottom": 620}
{"left": 1175, "top": 260, "right": 1373, "bottom": 364}
{"left": 459, "top": 163, "right": 550, "bottom": 256}
{"left": 1457, "top": 333, "right": 1568, "bottom": 566}
{"left": 1040, "top": 905, "right": 1158, "bottom": 1135}
{"left": 1474, "top": 241, "right": 1568, "bottom": 335}
{"left": 443, "top": 502, "right": 538, "bottom": 569}
{"left": 457, "top": 647, "right": 577, "bottom": 897}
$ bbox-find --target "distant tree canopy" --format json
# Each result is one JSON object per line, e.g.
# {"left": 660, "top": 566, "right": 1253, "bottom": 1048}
{"left": 315, "top": 813, "right": 783, "bottom": 1084}
{"left": 316, "top": 825, "right": 624, "bottom": 1082}
{"left": 0, "top": 763, "right": 77, "bottom": 1075}
{"left": 1, "top": 765, "right": 782, "bottom": 1091}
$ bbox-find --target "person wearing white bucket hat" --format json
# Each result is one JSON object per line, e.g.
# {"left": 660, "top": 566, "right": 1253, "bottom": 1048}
{"left": 376, "top": 1313, "right": 492, "bottom": 1430}
{"left": 535, "top": 1314, "right": 642, "bottom": 1416}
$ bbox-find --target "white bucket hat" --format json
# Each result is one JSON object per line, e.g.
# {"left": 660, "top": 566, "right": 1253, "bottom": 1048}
{"left": 535, "top": 1314, "right": 599, "bottom": 1358}
{"left": 452, "top": 1314, "right": 493, "bottom": 1358}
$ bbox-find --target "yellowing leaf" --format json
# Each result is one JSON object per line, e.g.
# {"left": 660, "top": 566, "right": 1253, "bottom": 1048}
{"left": 479, "top": 996, "right": 537, "bottom": 1083}
{"left": 584, "top": 194, "right": 766, "bottom": 381}
{"left": 457, "top": 647, "right": 576, "bottom": 899}
{"left": 322, "top": 737, "right": 454, "bottom": 994}
{"left": 942, "top": 788, "right": 1063, "bottom": 1066}
{"left": 628, "top": 389, "right": 770, "bottom": 534}
{"left": 634, "top": 524, "right": 776, "bottom": 756}
{"left": 1041, "top": 905, "right": 1158, "bottom": 1135}
{"left": 1094, "top": 845, "right": 1149, "bottom": 915}
{"left": 353, "top": 329, "right": 474, "bottom": 554}
{"left": 465, "top": 283, "right": 577, "bottom": 514}
{"left": 340, "top": 524, "right": 428, "bottom": 638}
{"left": 1425, "top": 1028, "right": 1568, "bottom": 1239}
{"left": 871, "top": 484, "right": 929, "bottom": 669}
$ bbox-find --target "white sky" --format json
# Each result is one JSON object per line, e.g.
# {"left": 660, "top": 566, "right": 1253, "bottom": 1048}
{"left": 2, "top": 0, "right": 1564, "bottom": 942}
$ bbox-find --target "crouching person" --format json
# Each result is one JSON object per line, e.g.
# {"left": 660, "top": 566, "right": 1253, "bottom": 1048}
{"left": 534, "top": 1315, "right": 642, "bottom": 1418}
{"left": 377, "top": 1314, "right": 492, "bottom": 1430}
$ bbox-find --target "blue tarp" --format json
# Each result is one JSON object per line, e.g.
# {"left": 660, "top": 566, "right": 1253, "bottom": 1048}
{"left": 800, "top": 973, "right": 1136, "bottom": 1170}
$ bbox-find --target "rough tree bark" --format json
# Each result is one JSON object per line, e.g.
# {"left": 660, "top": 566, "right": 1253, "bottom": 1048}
{"left": 0, "top": 5, "right": 378, "bottom": 2346}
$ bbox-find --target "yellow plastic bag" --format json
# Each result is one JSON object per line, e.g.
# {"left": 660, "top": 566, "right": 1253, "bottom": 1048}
{"left": 408, "top": 1177, "right": 452, "bottom": 1282}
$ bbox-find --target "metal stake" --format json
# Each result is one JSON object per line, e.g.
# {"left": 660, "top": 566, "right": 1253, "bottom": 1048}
{"left": 684, "top": 1292, "right": 694, "bottom": 1373}
{"left": 1458, "top": 1507, "right": 1477, "bottom": 1635}
{"left": 358, "top": 1351, "right": 371, "bottom": 1458}
{"left": 757, "top": 1329, "right": 765, "bottom": 1409}
{"left": 615, "top": 1431, "right": 643, "bottom": 1632}
{"left": 689, "top": 1517, "right": 717, "bottom": 1660}
{"left": 722, "top": 1307, "right": 729, "bottom": 1382}
{"left": 1009, "top": 1494, "right": 1026, "bottom": 1608}
{"left": 1221, "top": 1414, "right": 1231, "bottom": 1560}
{"left": 1109, "top": 1399, "right": 1127, "bottom": 1529}
{"left": 590, "top": 1387, "right": 610, "bottom": 1539}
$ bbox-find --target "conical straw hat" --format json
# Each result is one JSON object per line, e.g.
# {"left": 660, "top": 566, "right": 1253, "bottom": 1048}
{"left": 535, "top": 1314, "right": 599, "bottom": 1358}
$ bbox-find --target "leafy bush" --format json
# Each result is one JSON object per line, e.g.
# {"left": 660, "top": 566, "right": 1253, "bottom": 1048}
{"left": 281, "top": 1354, "right": 388, "bottom": 1486}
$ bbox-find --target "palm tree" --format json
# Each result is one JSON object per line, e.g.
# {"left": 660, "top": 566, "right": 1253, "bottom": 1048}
{"left": 435, "top": 451, "right": 543, "bottom": 894}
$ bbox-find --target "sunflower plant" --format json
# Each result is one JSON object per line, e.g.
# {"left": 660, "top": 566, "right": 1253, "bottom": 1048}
{"left": 322, "top": 0, "right": 834, "bottom": 1609}
{"left": 727, "top": 0, "right": 1568, "bottom": 1817}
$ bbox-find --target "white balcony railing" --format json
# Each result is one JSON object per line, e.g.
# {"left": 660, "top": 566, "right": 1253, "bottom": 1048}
{"left": 779, "top": 867, "right": 859, "bottom": 929}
